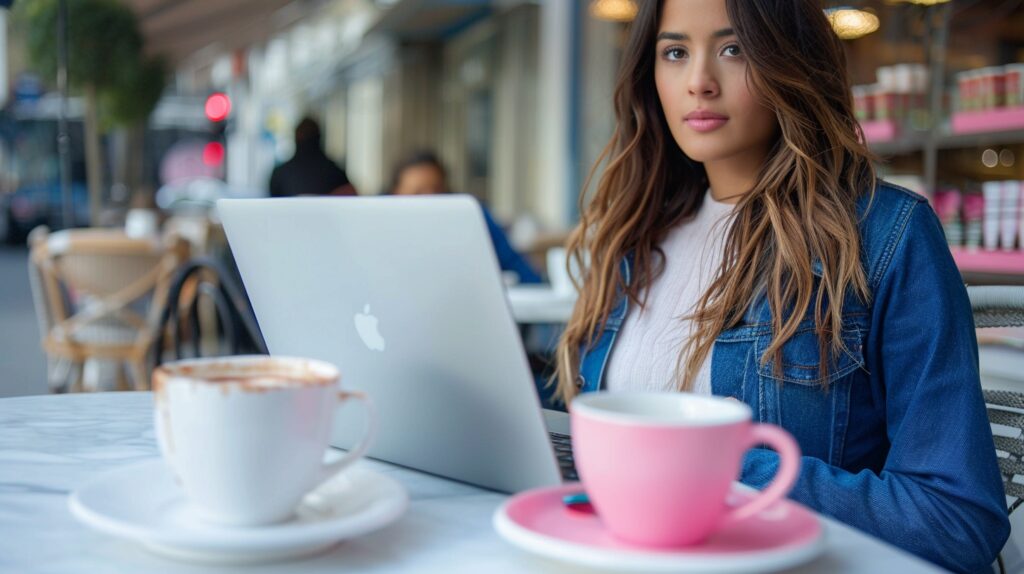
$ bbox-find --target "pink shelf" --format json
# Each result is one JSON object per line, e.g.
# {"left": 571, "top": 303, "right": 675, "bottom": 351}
{"left": 951, "top": 107, "right": 1024, "bottom": 134}
{"left": 951, "top": 247, "right": 1024, "bottom": 276}
{"left": 860, "top": 120, "right": 900, "bottom": 143}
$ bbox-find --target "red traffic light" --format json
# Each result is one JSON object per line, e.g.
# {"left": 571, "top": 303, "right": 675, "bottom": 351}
{"left": 205, "top": 93, "right": 231, "bottom": 122}
{"left": 202, "top": 142, "right": 225, "bottom": 166}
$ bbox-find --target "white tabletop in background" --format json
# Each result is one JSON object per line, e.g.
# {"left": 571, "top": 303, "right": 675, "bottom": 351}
{"left": 0, "top": 392, "right": 941, "bottom": 574}
{"left": 506, "top": 285, "right": 577, "bottom": 324}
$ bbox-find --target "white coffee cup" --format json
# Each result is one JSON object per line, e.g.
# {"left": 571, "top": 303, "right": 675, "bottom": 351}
{"left": 152, "top": 355, "right": 376, "bottom": 526}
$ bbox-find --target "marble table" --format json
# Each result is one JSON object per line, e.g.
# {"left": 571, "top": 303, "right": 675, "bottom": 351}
{"left": 0, "top": 392, "right": 941, "bottom": 574}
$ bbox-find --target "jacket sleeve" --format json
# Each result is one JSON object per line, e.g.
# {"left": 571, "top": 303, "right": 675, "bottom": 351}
{"left": 741, "top": 202, "right": 1010, "bottom": 573}
{"left": 480, "top": 204, "right": 542, "bottom": 284}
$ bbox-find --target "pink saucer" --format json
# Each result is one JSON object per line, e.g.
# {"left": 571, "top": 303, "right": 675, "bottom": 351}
{"left": 493, "top": 483, "right": 824, "bottom": 573}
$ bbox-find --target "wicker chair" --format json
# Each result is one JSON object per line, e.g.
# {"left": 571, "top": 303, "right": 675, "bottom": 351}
{"left": 28, "top": 226, "right": 188, "bottom": 392}
{"left": 27, "top": 227, "right": 78, "bottom": 392}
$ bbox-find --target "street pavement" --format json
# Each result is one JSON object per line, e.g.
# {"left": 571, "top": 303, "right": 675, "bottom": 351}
{"left": 0, "top": 245, "right": 47, "bottom": 397}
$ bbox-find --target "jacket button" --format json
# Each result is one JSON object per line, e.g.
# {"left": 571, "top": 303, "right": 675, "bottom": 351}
{"left": 575, "top": 374, "right": 585, "bottom": 389}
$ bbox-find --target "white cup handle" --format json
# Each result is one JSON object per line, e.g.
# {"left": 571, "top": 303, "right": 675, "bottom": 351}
{"left": 316, "top": 390, "right": 377, "bottom": 484}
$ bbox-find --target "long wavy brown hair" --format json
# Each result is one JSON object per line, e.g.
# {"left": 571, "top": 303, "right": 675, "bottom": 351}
{"left": 554, "top": 0, "right": 877, "bottom": 405}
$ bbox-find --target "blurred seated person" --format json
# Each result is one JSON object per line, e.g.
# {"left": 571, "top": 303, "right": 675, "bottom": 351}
{"left": 270, "top": 117, "right": 356, "bottom": 198}
{"left": 391, "top": 151, "right": 541, "bottom": 284}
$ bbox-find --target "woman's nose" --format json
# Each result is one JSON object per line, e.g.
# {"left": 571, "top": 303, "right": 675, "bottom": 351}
{"left": 687, "top": 56, "right": 720, "bottom": 98}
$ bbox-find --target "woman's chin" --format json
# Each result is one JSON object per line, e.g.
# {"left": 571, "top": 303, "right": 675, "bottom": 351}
{"left": 677, "top": 148, "right": 723, "bottom": 165}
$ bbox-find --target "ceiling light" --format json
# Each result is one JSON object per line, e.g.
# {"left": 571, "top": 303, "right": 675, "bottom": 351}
{"left": 982, "top": 149, "right": 999, "bottom": 168}
{"left": 999, "top": 149, "right": 1015, "bottom": 168}
{"left": 888, "top": 0, "right": 951, "bottom": 5}
{"left": 826, "top": 7, "right": 880, "bottom": 40}
{"left": 590, "top": 0, "right": 638, "bottom": 22}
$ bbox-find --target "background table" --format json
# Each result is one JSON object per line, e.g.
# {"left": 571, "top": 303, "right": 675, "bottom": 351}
{"left": 506, "top": 285, "right": 576, "bottom": 324}
{"left": 0, "top": 392, "right": 941, "bottom": 574}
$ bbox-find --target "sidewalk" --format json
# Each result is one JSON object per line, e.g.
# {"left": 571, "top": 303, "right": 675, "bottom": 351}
{"left": 0, "top": 245, "right": 47, "bottom": 397}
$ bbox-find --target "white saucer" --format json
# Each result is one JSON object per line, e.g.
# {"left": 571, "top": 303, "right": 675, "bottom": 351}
{"left": 70, "top": 459, "right": 408, "bottom": 564}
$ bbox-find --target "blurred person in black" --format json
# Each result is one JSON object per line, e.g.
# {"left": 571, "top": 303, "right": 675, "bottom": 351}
{"left": 269, "top": 117, "right": 356, "bottom": 197}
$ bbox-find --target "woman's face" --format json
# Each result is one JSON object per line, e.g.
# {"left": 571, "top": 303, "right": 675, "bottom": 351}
{"left": 654, "top": 0, "right": 777, "bottom": 168}
{"left": 394, "top": 164, "right": 447, "bottom": 196}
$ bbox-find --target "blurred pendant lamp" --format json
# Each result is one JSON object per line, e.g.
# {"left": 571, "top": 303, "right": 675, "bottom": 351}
{"left": 825, "top": 6, "right": 880, "bottom": 39}
{"left": 590, "top": 0, "right": 638, "bottom": 22}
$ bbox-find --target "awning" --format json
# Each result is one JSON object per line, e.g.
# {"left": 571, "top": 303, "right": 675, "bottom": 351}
{"left": 366, "top": 0, "right": 492, "bottom": 41}
{"left": 122, "top": 0, "right": 298, "bottom": 63}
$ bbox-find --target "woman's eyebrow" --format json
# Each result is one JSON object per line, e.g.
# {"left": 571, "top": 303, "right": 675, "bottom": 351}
{"left": 655, "top": 28, "right": 735, "bottom": 42}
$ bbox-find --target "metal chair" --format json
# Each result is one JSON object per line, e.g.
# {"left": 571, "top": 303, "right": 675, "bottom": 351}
{"left": 972, "top": 286, "right": 1024, "bottom": 510}
{"left": 152, "top": 257, "right": 267, "bottom": 367}
{"left": 987, "top": 387, "right": 1024, "bottom": 515}
{"left": 969, "top": 286, "right": 1024, "bottom": 574}
{"left": 971, "top": 286, "right": 1024, "bottom": 330}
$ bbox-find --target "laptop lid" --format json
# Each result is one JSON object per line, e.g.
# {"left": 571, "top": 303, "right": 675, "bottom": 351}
{"left": 217, "top": 195, "right": 563, "bottom": 492}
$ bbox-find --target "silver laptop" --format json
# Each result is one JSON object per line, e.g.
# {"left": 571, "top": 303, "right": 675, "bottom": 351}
{"left": 217, "top": 195, "right": 573, "bottom": 493}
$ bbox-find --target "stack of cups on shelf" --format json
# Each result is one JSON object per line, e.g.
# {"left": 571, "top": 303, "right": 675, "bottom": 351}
{"left": 934, "top": 187, "right": 1007, "bottom": 251}
{"left": 852, "top": 64, "right": 929, "bottom": 125}
{"left": 964, "top": 193, "right": 985, "bottom": 250}
{"left": 981, "top": 181, "right": 1022, "bottom": 251}
{"left": 933, "top": 189, "right": 963, "bottom": 246}
{"left": 956, "top": 64, "right": 1024, "bottom": 112}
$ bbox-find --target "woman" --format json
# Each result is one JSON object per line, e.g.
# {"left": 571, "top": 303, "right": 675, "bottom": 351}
{"left": 554, "top": 0, "right": 1009, "bottom": 571}
{"left": 390, "top": 150, "right": 542, "bottom": 284}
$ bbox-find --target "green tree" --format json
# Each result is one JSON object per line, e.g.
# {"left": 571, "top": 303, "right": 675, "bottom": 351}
{"left": 103, "top": 56, "right": 168, "bottom": 205}
{"left": 15, "top": 0, "right": 166, "bottom": 224}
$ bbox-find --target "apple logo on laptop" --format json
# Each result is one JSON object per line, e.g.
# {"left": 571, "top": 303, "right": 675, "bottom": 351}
{"left": 354, "top": 304, "right": 386, "bottom": 351}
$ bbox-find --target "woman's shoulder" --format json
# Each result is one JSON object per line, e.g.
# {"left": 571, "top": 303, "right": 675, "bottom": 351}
{"left": 856, "top": 179, "right": 931, "bottom": 232}
{"left": 857, "top": 179, "right": 928, "bottom": 216}
{"left": 856, "top": 180, "right": 941, "bottom": 290}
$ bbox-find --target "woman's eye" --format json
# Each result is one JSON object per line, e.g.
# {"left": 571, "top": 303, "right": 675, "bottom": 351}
{"left": 721, "top": 44, "right": 742, "bottom": 57}
{"left": 663, "top": 47, "right": 687, "bottom": 61}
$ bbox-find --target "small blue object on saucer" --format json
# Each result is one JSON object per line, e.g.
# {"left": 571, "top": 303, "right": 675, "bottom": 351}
{"left": 562, "top": 491, "right": 594, "bottom": 513}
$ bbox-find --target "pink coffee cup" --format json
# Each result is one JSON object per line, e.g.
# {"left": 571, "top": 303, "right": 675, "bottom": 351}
{"left": 571, "top": 392, "right": 801, "bottom": 548}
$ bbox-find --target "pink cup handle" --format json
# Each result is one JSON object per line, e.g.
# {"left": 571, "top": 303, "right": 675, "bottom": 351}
{"left": 721, "top": 423, "right": 801, "bottom": 526}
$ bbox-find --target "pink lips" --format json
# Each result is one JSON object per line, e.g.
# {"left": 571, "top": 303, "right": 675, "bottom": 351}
{"left": 684, "top": 110, "right": 728, "bottom": 133}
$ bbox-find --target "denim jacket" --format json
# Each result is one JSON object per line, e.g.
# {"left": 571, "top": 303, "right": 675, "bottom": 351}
{"left": 480, "top": 204, "right": 541, "bottom": 284}
{"left": 576, "top": 182, "right": 1010, "bottom": 572}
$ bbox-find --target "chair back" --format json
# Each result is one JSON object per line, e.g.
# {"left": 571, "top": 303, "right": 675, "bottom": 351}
{"left": 965, "top": 285, "right": 1024, "bottom": 574}
{"left": 986, "top": 389, "right": 1024, "bottom": 515}
{"left": 27, "top": 227, "right": 62, "bottom": 341}
{"left": 970, "top": 286, "right": 1024, "bottom": 329}
{"left": 27, "top": 227, "right": 78, "bottom": 392}
{"left": 152, "top": 257, "right": 267, "bottom": 366}
{"left": 45, "top": 229, "right": 172, "bottom": 299}
{"left": 27, "top": 226, "right": 188, "bottom": 390}
{"left": 30, "top": 228, "right": 187, "bottom": 336}
{"left": 970, "top": 286, "right": 1024, "bottom": 516}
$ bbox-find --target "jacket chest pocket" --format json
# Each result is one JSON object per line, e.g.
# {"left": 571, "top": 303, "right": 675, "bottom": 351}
{"left": 753, "top": 320, "right": 867, "bottom": 466}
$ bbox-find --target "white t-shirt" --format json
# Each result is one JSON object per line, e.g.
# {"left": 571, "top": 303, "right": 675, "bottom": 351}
{"left": 605, "top": 189, "right": 735, "bottom": 394}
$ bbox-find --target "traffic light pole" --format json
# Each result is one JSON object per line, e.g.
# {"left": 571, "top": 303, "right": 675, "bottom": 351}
{"left": 56, "top": 0, "right": 73, "bottom": 230}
